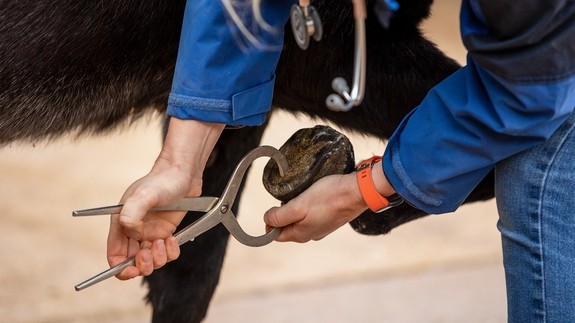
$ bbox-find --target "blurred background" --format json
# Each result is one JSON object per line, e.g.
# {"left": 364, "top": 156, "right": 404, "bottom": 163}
{"left": 0, "top": 0, "right": 507, "bottom": 322}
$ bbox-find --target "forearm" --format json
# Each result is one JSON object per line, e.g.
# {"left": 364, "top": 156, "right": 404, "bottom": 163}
{"left": 154, "top": 118, "right": 225, "bottom": 195}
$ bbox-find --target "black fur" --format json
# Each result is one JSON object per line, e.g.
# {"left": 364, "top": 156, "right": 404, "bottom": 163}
{"left": 0, "top": 1, "right": 185, "bottom": 143}
{"left": 0, "top": 0, "right": 494, "bottom": 321}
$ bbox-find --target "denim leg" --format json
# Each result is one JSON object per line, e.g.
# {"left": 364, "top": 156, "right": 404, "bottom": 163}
{"left": 495, "top": 110, "right": 575, "bottom": 323}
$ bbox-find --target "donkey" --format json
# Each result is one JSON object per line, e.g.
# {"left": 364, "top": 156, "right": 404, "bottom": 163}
{"left": 0, "top": 0, "right": 494, "bottom": 321}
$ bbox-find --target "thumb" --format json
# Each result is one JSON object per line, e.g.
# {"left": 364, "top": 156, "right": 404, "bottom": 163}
{"left": 264, "top": 206, "right": 282, "bottom": 229}
{"left": 264, "top": 204, "right": 305, "bottom": 229}
{"left": 119, "top": 194, "right": 157, "bottom": 240}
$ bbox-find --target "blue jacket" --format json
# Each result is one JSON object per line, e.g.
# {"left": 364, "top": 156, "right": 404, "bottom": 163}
{"left": 168, "top": 0, "right": 575, "bottom": 214}
{"left": 167, "top": 0, "right": 292, "bottom": 126}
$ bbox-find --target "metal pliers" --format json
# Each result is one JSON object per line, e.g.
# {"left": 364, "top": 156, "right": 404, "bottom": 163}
{"left": 73, "top": 145, "right": 288, "bottom": 291}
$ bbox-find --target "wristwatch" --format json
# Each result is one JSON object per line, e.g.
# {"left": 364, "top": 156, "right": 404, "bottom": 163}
{"left": 356, "top": 156, "right": 403, "bottom": 213}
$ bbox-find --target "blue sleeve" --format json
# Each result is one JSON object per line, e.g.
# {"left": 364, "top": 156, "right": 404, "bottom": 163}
{"left": 382, "top": 0, "right": 575, "bottom": 214}
{"left": 166, "top": 0, "right": 291, "bottom": 126}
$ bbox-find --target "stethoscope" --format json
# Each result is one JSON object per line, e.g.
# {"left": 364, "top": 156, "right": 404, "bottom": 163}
{"left": 290, "top": 0, "right": 397, "bottom": 112}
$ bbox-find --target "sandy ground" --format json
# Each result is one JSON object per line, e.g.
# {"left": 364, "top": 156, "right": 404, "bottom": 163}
{"left": 0, "top": 1, "right": 508, "bottom": 322}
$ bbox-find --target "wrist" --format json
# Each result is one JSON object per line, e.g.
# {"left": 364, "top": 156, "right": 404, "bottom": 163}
{"left": 334, "top": 173, "right": 373, "bottom": 223}
{"left": 157, "top": 118, "right": 224, "bottom": 171}
{"left": 344, "top": 172, "right": 370, "bottom": 210}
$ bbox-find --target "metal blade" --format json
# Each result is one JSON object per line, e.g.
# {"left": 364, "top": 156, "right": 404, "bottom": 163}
{"left": 72, "top": 205, "right": 123, "bottom": 216}
{"left": 154, "top": 197, "right": 219, "bottom": 213}
{"left": 72, "top": 197, "right": 219, "bottom": 216}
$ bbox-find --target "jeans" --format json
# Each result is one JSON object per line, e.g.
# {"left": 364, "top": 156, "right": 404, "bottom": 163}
{"left": 496, "top": 109, "right": 575, "bottom": 322}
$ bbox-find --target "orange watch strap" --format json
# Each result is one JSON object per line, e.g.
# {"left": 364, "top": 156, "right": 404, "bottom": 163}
{"left": 356, "top": 156, "right": 403, "bottom": 213}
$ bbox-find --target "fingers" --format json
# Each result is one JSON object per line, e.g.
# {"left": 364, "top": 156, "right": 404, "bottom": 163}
{"left": 165, "top": 236, "right": 181, "bottom": 261}
{"left": 111, "top": 237, "right": 181, "bottom": 280}
{"left": 135, "top": 248, "right": 154, "bottom": 276}
{"left": 136, "top": 238, "right": 181, "bottom": 275}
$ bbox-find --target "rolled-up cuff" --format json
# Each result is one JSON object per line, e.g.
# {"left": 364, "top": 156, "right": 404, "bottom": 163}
{"left": 167, "top": 77, "right": 275, "bottom": 126}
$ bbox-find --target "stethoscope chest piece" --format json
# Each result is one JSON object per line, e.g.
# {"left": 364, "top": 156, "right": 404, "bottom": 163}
{"left": 290, "top": 4, "right": 323, "bottom": 50}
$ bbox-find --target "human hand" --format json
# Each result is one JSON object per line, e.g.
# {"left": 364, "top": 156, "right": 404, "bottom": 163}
{"left": 106, "top": 165, "right": 194, "bottom": 279}
{"left": 107, "top": 118, "right": 224, "bottom": 279}
{"left": 264, "top": 159, "right": 397, "bottom": 243}
{"left": 263, "top": 173, "right": 368, "bottom": 242}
